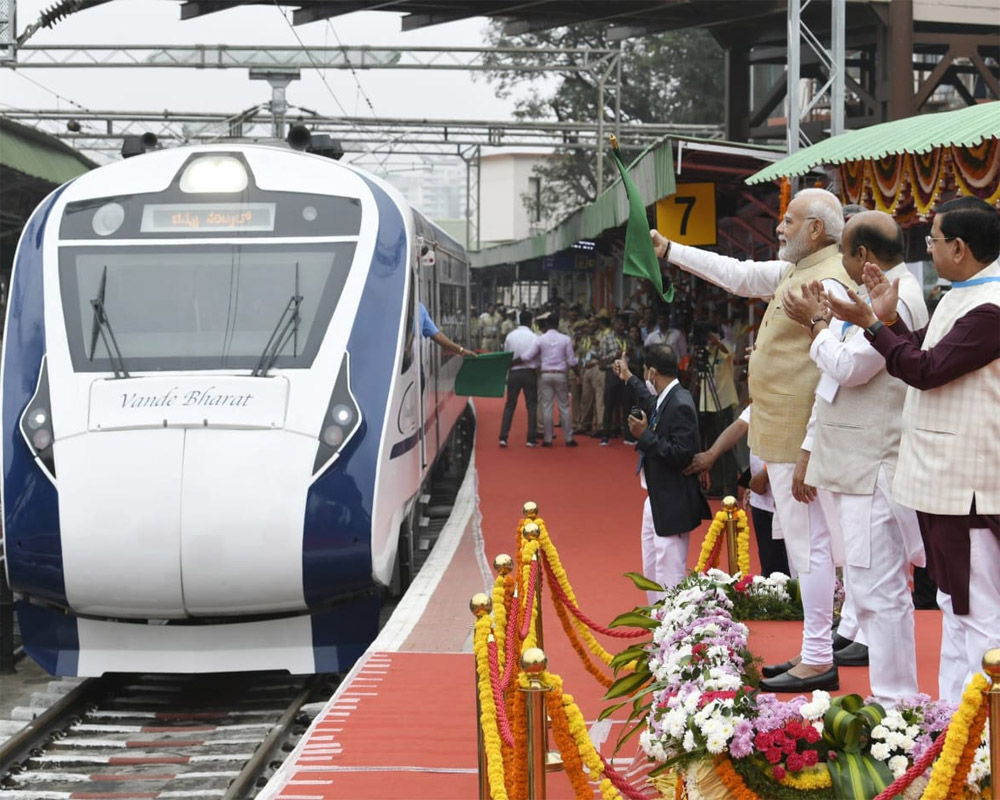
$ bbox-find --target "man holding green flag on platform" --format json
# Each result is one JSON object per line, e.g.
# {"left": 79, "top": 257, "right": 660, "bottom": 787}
{"left": 609, "top": 134, "right": 675, "bottom": 306}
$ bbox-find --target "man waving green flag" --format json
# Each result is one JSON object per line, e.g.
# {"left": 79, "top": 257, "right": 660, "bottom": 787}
{"left": 609, "top": 135, "right": 674, "bottom": 303}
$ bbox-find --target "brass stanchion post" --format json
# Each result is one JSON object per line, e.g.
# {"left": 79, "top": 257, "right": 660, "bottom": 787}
{"left": 984, "top": 648, "right": 1000, "bottom": 800}
{"left": 521, "top": 647, "right": 550, "bottom": 800}
{"left": 470, "top": 593, "right": 493, "bottom": 800}
{"left": 522, "top": 523, "right": 544, "bottom": 650}
{"left": 722, "top": 495, "right": 739, "bottom": 574}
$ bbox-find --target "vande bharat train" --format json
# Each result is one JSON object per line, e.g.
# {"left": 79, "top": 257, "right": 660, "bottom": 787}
{"left": 1, "top": 140, "right": 473, "bottom": 676}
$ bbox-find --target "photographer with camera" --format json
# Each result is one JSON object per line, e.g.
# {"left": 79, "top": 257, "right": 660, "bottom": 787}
{"left": 612, "top": 344, "right": 711, "bottom": 604}
{"left": 689, "top": 314, "right": 740, "bottom": 497}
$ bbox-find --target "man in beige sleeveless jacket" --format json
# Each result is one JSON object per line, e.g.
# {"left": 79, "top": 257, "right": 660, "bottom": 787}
{"left": 652, "top": 188, "right": 853, "bottom": 693}
{"left": 782, "top": 211, "right": 928, "bottom": 704}
{"left": 828, "top": 197, "right": 1000, "bottom": 703}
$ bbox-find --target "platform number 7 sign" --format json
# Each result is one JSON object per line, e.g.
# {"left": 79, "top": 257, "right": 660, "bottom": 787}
{"left": 655, "top": 182, "right": 717, "bottom": 246}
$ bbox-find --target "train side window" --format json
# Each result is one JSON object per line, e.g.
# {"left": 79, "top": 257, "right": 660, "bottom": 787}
{"left": 401, "top": 278, "right": 415, "bottom": 374}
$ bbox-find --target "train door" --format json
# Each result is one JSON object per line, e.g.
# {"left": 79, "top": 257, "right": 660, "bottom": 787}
{"left": 418, "top": 246, "right": 435, "bottom": 469}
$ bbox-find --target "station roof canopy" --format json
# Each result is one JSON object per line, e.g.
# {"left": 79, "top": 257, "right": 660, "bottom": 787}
{"left": 172, "top": 0, "right": 790, "bottom": 37}
{"left": 471, "top": 135, "right": 783, "bottom": 268}
{"left": 747, "top": 101, "right": 1000, "bottom": 185}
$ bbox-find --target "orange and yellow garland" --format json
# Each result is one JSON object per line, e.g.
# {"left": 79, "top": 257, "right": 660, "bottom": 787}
{"left": 474, "top": 615, "right": 509, "bottom": 800}
{"left": 920, "top": 673, "right": 988, "bottom": 800}
{"left": 695, "top": 508, "right": 752, "bottom": 575}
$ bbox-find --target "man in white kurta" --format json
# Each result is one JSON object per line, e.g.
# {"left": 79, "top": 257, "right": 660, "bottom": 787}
{"left": 783, "top": 211, "right": 928, "bottom": 704}
{"left": 654, "top": 188, "right": 854, "bottom": 692}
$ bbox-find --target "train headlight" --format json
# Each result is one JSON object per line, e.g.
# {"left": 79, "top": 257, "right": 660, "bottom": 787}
{"left": 179, "top": 156, "right": 248, "bottom": 194}
{"left": 312, "top": 354, "right": 362, "bottom": 475}
{"left": 92, "top": 202, "right": 125, "bottom": 236}
{"left": 322, "top": 425, "right": 345, "bottom": 447}
{"left": 19, "top": 358, "right": 57, "bottom": 481}
{"left": 331, "top": 404, "right": 353, "bottom": 426}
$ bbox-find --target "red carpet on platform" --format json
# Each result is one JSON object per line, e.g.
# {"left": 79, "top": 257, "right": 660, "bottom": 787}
{"left": 267, "top": 396, "right": 943, "bottom": 800}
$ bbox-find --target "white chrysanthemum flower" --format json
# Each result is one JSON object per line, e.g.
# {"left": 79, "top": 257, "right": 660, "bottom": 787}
{"left": 871, "top": 724, "right": 888, "bottom": 740}
{"left": 889, "top": 755, "right": 909, "bottom": 778}
{"left": 682, "top": 730, "right": 697, "bottom": 752}
{"left": 871, "top": 742, "right": 891, "bottom": 761}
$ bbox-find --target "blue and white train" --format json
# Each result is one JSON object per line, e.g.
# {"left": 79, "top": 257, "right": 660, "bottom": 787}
{"left": 1, "top": 142, "right": 472, "bottom": 676}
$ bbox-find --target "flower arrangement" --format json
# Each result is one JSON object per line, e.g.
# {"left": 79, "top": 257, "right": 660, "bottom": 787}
{"left": 605, "top": 571, "right": 992, "bottom": 800}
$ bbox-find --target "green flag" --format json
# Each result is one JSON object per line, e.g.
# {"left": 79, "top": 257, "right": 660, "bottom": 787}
{"left": 610, "top": 142, "right": 674, "bottom": 303}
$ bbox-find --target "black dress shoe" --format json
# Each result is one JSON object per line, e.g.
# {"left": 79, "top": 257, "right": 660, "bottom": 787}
{"left": 760, "top": 665, "right": 839, "bottom": 693}
{"left": 832, "top": 633, "right": 854, "bottom": 651}
{"left": 833, "top": 641, "right": 869, "bottom": 667}
{"left": 761, "top": 660, "right": 797, "bottom": 679}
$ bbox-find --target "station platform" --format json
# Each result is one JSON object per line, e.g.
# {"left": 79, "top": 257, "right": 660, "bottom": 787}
{"left": 260, "top": 397, "right": 943, "bottom": 800}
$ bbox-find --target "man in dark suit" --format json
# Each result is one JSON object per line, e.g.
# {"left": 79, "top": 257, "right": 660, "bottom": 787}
{"left": 613, "top": 344, "right": 711, "bottom": 603}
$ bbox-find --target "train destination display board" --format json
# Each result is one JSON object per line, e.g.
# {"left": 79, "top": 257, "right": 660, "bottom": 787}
{"left": 141, "top": 203, "right": 276, "bottom": 233}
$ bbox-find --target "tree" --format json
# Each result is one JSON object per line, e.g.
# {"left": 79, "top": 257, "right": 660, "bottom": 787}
{"left": 480, "top": 23, "right": 725, "bottom": 222}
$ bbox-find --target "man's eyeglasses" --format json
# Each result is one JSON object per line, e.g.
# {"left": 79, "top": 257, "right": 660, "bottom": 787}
{"left": 925, "top": 235, "right": 954, "bottom": 248}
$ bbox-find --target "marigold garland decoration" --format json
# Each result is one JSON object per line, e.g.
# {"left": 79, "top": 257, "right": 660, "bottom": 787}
{"left": 952, "top": 138, "right": 1000, "bottom": 206}
{"left": 839, "top": 160, "right": 865, "bottom": 206}
{"left": 537, "top": 520, "right": 617, "bottom": 666}
{"left": 920, "top": 673, "right": 987, "bottom": 800}
{"left": 779, "top": 176, "right": 792, "bottom": 219}
{"left": 491, "top": 573, "right": 508, "bottom": 673}
{"left": 550, "top": 579, "right": 614, "bottom": 688}
{"left": 695, "top": 509, "right": 751, "bottom": 576}
{"left": 696, "top": 511, "right": 727, "bottom": 572}
{"left": 474, "top": 616, "right": 509, "bottom": 800}
{"left": 735, "top": 509, "right": 751, "bottom": 576}
{"left": 714, "top": 756, "right": 761, "bottom": 800}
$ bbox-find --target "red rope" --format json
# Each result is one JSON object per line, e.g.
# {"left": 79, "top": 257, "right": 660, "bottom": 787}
{"left": 542, "top": 556, "right": 647, "bottom": 639}
{"left": 500, "top": 589, "right": 521, "bottom": 691}
{"left": 872, "top": 723, "right": 949, "bottom": 800}
{"left": 518, "top": 559, "right": 539, "bottom": 640}
{"left": 705, "top": 528, "right": 725, "bottom": 572}
{"left": 599, "top": 754, "right": 657, "bottom": 800}
{"left": 487, "top": 637, "right": 514, "bottom": 748}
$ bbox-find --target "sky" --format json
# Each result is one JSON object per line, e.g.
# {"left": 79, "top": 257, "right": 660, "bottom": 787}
{"left": 2, "top": 1, "right": 532, "bottom": 167}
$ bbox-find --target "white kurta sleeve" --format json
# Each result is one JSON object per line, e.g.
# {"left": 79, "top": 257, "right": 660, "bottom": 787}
{"left": 669, "top": 243, "right": 787, "bottom": 299}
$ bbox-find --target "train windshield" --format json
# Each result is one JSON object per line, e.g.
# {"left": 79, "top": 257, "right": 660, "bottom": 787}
{"left": 59, "top": 242, "right": 356, "bottom": 372}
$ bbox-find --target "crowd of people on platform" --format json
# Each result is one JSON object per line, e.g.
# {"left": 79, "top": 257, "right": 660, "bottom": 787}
{"left": 457, "top": 192, "right": 1000, "bottom": 709}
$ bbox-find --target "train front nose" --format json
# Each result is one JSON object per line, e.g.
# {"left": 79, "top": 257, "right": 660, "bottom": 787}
{"left": 56, "top": 376, "right": 315, "bottom": 619}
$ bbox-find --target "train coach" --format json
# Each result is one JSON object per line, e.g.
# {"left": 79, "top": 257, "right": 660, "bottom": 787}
{"left": 1, "top": 141, "right": 472, "bottom": 676}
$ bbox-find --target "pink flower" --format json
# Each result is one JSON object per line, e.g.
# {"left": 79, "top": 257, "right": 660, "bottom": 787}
{"left": 772, "top": 765, "right": 787, "bottom": 781}
{"left": 804, "top": 726, "right": 821, "bottom": 744}
{"left": 765, "top": 748, "right": 783, "bottom": 764}
{"left": 803, "top": 750, "right": 818, "bottom": 767}
{"left": 786, "top": 753, "right": 805, "bottom": 772}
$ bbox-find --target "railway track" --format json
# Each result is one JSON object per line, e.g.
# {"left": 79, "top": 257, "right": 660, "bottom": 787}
{"left": 0, "top": 671, "right": 333, "bottom": 799}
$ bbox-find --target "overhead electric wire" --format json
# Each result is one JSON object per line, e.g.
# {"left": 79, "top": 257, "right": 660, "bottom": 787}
{"left": 269, "top": 1, "right": 385, "bottom": 168}
{"left": 8, "top": 70, "right": 92, "bottom": 113}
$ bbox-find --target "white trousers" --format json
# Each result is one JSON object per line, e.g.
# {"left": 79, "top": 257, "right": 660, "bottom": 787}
{"left": 641, "top": 497, "right": 690, "bottom": 605}
{"left": 823, "top": 466, "right": 922, "bottom": 704}
{"left": 768, "top": 461, "right": 835, "bottom": 665}
{"left": 937, "top": 528, "right": 1000, "bottom": 703}
{"left": 540, "top": 373, "right": 573, "bottom": 444}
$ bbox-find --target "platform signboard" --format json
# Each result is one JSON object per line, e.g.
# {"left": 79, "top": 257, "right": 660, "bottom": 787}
{"left": 655, "top": 183, "right": 717, "bottom": 246}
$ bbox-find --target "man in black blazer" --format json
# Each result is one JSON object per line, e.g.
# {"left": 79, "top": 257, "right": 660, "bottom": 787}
{"left": 613, "top": 344, "right": 711, "bottom": 603}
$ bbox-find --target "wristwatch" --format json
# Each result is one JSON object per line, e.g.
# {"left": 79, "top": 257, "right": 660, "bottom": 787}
{"left": 865, "top": 319, "right": 884, "bottom": 337}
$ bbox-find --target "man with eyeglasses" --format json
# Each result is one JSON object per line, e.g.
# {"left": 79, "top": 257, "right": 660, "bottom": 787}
{"left": 652, "top": 188, "right": 854, "bottom": 693}
{"left": 780, "top": 210, "right": 929, "bottom": 704}
{"left": 828, "top": 196, "right": 1000, "bottom": 702}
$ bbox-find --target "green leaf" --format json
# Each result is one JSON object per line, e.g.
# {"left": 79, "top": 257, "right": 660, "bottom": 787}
{"left": 598, "top": 700, "right": 629, "bottom": 721}
{"left": 609, "top": 645, "right": 648, "bottom": 669}
{"left": 623, "top": 571, "right": 665, "bottom": 592}
{"left": 603, "top": 670, "right": 651, "bottom": 700}
{"left": 607, "top": 611, "right": 660, "bottom": 630}
{"left": 612, "top": 717, "right": 647, "bottom": 755}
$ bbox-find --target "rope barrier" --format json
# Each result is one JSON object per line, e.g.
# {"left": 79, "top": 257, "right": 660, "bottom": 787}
{"left": 542, "top": 556, "right": 647, "bottom": 639}
{"left": 871, "top": 728, "right": 948, "bottom": 800}
{"left": 518, "top": 558, "right": 539, "bottom": 640}
{"left": 487, "top": 638, "right": 515, "bottom": 748}
{"left": 599, "top": 754, "right": 657, "bottom": 800}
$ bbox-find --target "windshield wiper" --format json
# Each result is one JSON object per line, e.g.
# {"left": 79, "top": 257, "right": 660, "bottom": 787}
{"left": 251, "top": 263, "right": 302, "bottom": 377}
{"left": 88, "top": 265, "right": 130, "bottom": 379}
